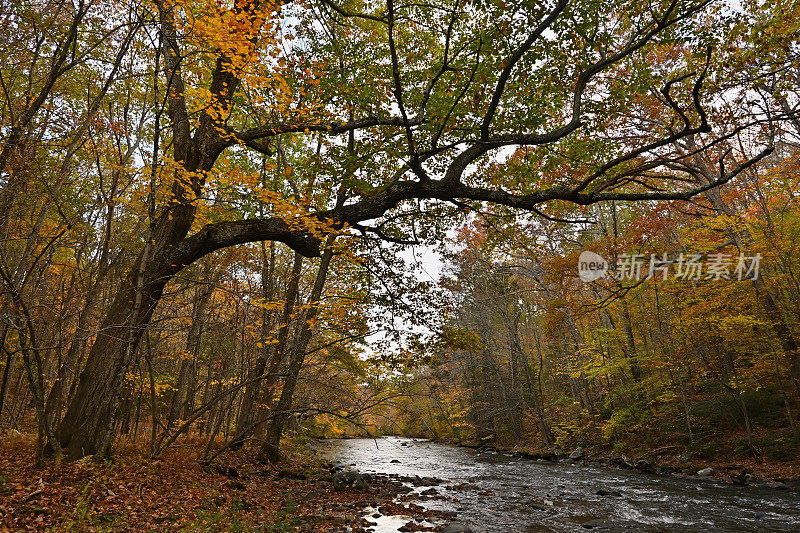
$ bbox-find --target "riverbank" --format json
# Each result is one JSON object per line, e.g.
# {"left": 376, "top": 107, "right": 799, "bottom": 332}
{"left": 435, "top": 438, "right": 800, "bottom": 493}
{"left": 0, "top": 433, "right": 407, "bottom": 532}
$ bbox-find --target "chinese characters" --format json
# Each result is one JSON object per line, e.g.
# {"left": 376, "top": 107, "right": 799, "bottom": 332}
{"left": 610, "top": 253, "right": 761, "bottom": 281}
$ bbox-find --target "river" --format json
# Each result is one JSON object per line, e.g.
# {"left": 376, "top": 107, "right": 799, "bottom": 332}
{"left": 315, "top": 437, "right": 800, "bottom": 532}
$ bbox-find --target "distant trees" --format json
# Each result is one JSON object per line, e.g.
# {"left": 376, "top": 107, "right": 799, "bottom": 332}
{"left": 399, "top": 139, "right": 800, "bottom": 456}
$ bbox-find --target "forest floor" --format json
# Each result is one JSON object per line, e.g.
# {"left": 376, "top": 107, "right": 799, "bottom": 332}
{"left": 0, "top": 432, "right": 447, "bottom": 532}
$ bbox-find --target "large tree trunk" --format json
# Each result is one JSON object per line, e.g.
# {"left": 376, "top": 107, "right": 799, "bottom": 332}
{"left": 58, "top": 248, "right": 176, "bottom": 459}
{"left": 56, "top": 0, "right": 251, "bottom": 458}
{"left": 44, "top": 255, "right": 117, "bottom": 444}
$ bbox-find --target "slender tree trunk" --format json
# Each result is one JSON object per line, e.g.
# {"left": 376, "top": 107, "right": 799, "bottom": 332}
{"left": 166, "top": 275, "right": 216, "bottom": 431}
{"left": 689, "top": 143, "right": 800, "bottom": 400}
{"left": 506, "top": 316, "right": 525, "bottom": 437}
{"left": 620, "top": 301, "right": 643, "bottom": 382}
{"left": 523, "top": 334, "right": 552, "bottom": 445}
{"left": 231, "top": 242, "right": 276, "bottom": 449}
{"left": 260, "top": 237, "right": 335, "bottom": 462}
{"left": 0, "top": 324, "right": 12, "bottom": 423}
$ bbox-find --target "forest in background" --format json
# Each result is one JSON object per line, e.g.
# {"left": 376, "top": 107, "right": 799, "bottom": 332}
{"left": 1, "top": 0, "right": 799, "bottom": 480}
{"left": 385, "top": 144, "right": 800, "bottom": 463}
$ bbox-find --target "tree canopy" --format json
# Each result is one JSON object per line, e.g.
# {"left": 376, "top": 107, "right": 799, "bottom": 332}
{"left": 1, "top": 0, "right": 799, "bottom": 465}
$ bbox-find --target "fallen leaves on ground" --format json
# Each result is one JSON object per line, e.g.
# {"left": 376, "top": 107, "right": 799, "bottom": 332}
{"left": 0, "top": 434, "right": 428, "bottom": 532}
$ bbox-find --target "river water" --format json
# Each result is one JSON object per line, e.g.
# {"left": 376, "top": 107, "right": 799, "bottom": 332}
{"left": 315, "top": 437, "right": 800, "bottom": 532}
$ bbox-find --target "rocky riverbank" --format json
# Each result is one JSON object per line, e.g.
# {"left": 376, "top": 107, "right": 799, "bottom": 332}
{"left": 444, "top": 440, "right": 800, "bottom": 493}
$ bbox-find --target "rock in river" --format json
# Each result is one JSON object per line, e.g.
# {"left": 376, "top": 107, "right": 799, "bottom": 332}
{"left": 442, "top": 523, "right": 473, "bottom": 533}
{"left": 332, "top": 469, "right": 370, "bottom": 491}
{"left": 569, "top": 446, "right": 584, "bottom": 460}
{"left": 581, "top": 519, "right": 613, "bottom": 529}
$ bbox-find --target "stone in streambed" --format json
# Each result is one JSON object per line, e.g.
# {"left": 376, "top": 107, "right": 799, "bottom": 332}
{"left": 569, "top": 447, "right": 584, "bottom": 460}
{"left": 581, "top": 519, "right": 613, "bottom": 529}
{"left": 697, "top": 467, "right": 714, "bottom": 477}
{"left": 332, "top": 468, "right": 370, "bottom": 491}
{"left": 730, "top": 470, "right": 751, "bottom": 485}
{"left": 766, "top": 480, "right": 791, "bottom": 490}
{"left": 442, "top": 523, "right": 473, "bottom": 533}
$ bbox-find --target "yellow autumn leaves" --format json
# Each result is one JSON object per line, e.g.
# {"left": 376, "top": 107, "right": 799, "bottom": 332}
{"left": 164, "top": 0, "right": 295, "bottom": 124}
